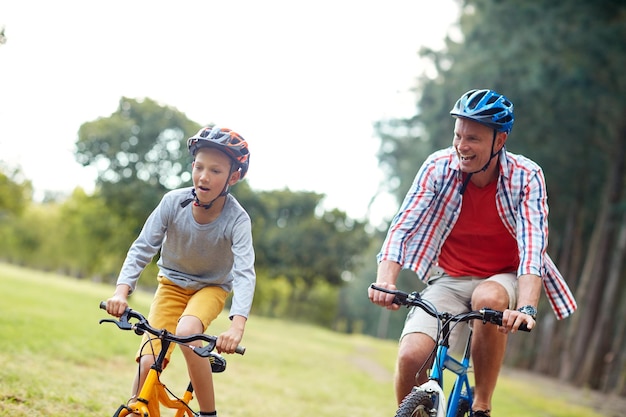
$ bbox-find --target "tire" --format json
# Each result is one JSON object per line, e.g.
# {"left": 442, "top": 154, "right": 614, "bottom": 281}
{"left": 394, "top": 389, "right": 435, "bottom": 417}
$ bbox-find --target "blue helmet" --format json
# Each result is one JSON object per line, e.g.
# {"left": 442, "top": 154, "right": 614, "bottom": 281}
{"left": 450, "top": 89, "right": 514, "bottom": 133}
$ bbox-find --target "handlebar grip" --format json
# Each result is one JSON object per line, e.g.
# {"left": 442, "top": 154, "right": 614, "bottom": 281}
{"left": 481, "top": 308, "right": 532, "bottom": 332}
{"left": 100, "top": 301, "right": 107, "bottom": 310}
{"left": 235, "top": 345, "right": 246, "bottom": 355}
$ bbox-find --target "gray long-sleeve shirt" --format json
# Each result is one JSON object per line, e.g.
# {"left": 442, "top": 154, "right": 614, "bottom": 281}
{"left": 117, "top": 187, "right": 256, "bottom": 318}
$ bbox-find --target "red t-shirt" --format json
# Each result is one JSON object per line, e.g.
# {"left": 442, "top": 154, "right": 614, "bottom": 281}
{"left": 438, "top": 178, "right": 519, "bottom": 277}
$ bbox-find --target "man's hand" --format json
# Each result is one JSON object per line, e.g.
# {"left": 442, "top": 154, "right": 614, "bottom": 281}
{"left": 499, "top": 308, "right": 536, "bottom": 333}
{"left": 369, "top": 261, "right": 403, "bottom": 310}
{"left": 368, "top": 281, "right": 401, "bottom": 311}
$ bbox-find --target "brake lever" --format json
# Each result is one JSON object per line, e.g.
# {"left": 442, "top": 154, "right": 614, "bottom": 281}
{"left": 99, "top": 317, "right": 133, "bottom": 330}
{"left": 192, "top": 341, "right": 217, "bottom": 358}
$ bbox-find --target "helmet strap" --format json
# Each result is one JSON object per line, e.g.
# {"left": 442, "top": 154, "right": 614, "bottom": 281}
{"left": 180, "top": 165, "right": 236, "bottom": 210}
{"left": 459, "top": 130, "right": 500, "bottom": 195}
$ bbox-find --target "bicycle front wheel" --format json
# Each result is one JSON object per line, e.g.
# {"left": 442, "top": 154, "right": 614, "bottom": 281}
{"left": 394, "top": 389, "right": 435, "bottom": 417}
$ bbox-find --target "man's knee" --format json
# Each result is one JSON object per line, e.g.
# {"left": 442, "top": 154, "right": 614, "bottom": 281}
{"left": 472, "top": 281, "right": 509, "bottom": 310}
{"left": 398, "top": 333, "right": 435, "bottom": 367}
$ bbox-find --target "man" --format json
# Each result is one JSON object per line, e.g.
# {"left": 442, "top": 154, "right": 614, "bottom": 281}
{"left": 368, "top": 89, "right": 576, "bottom": 417}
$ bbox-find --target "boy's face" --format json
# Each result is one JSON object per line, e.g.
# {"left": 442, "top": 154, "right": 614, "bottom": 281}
{"left": 192, "top": 147, "right": 240, "bottom": 204}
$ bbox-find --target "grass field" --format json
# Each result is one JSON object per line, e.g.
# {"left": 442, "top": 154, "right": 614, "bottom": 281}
{"left": 0, "top": 263, "right": 608, "bottom": 416}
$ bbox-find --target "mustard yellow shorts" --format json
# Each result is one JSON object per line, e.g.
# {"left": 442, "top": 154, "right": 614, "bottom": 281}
{"left": 137, "top": 276, "right": 228, "bottom": 363}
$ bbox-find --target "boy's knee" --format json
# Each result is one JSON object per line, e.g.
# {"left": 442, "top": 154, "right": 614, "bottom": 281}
{"left": 139, "top": 355, "right": 156, "bottom": 365}
{"left": 176, "top": 315, "right": 204, "bottom": 336}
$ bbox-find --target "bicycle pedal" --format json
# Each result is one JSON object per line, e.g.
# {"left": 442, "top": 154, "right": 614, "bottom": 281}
{"left": 209, "top": 352, "right": 227, "bottom": 373}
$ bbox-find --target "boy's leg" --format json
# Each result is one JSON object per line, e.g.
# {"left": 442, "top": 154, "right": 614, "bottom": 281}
{"left": 178, "top": 315, "right": 216, "bottom": 413}
{"left": 177, "top": 285, "right": 228, "bottom": 414}
{"left": 131, "top": 354, "right": 157, "bottom": 398}
{"left": 131, "top": 277, "right": 188, "bottom": 400}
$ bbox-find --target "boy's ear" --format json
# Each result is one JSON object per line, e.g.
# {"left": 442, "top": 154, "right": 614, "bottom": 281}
{"left": 228, "top": 170, "right": 241, "bottom": 185}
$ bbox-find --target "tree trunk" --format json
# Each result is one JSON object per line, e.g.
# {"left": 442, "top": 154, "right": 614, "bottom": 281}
{"left": 560, "top": 164, "right": 620, "bottom": 381}
{"left": 570, "top": 131, "right": 626, "bottom": 387}
{"left": 577, "top": 210, "right": 625, "bottom": 386}
{"left": 599, "top": 211, "right": 626, "bottom": 394}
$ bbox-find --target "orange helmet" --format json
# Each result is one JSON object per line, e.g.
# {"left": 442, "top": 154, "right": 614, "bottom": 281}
{"left": 187, "top": 126, "right": 250, "bottom": 179}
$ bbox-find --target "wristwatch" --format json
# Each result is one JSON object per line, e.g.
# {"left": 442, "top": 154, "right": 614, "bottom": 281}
{"left": 517, "top": 305, "right": 537, "bottom": 320}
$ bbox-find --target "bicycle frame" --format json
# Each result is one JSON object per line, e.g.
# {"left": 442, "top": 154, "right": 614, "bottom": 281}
{"left": 113, "top": 338, "right": 196, "bottom": 417}
{"left": 100, "top": 302, "right": 244, "bottom": 417}
{"left": 369, "top": 285, "right": 529, "bottom": 417}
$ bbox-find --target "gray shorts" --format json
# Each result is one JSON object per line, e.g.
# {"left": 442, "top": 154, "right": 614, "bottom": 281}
{"left": 400, "top": 267, "right": 517, "bottom": 349}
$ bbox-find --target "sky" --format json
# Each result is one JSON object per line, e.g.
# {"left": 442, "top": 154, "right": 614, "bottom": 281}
{"left": 0, "top": 0, "right": 458, "bottom": 226}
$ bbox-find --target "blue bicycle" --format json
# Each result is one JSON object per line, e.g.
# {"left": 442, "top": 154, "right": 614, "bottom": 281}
{"left": 370, "top": 285, "right": 529, "bottom": 417}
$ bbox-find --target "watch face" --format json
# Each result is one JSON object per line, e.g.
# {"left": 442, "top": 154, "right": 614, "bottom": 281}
{"left": 519, "top": 306, "right": 537, "bottom": 317}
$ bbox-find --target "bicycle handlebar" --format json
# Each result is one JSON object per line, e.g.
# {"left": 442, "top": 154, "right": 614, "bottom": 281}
{"left": 99, "top": 302, "right": 246, "bottom": 355}
{"left": 370, "top": 285, "right": 530, "bottom": 332}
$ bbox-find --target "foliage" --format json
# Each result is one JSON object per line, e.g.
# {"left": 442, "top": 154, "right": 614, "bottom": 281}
{"left": 0, "top": 165, "right": 31, "bottom": 218}
{"left": 75, "top": 97, "right": 201, "bottom": 237}
{"left": 231, "top": 183, "right": 371, "bottom": 323}
{"left": 252, "top": 189, "right": 369, "bottom": 287}
{"left": 55, "top": 188, "right": 134, "bottom": 278}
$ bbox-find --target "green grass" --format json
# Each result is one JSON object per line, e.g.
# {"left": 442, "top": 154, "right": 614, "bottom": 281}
{"left": 0, "top": 263, "right": 608, "bottom": 416}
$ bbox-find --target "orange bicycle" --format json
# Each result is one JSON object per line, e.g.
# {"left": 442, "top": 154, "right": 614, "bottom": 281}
{"left": 99, "top": 302, "right": 245, "bottom": 417}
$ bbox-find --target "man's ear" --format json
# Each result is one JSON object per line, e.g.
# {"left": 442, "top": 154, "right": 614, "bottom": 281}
{"left": 496, "top": 132, "right": 508, "bottom": 152}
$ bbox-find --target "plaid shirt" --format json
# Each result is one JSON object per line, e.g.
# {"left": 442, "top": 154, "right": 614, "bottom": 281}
{"left": 378, "top": 147, "right": 577, "bottom": 319}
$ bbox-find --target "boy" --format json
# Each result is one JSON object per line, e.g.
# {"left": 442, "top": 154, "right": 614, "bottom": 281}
{"left": 105, "top": 126, "right": 256, "bottom": 417}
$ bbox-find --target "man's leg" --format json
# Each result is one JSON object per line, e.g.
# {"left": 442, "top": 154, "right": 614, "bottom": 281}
{"left": 395, "top": 332, "right": 436, "bottom": 405}
{"left": 470, "top": 280, "right": 510, "bottom": 412}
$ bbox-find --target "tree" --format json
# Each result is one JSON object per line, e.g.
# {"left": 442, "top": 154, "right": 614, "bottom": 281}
{"left": 241, "top": 187, "right": 372, "bottom": 323}
{"left": 75, "top": 97, "right": 201, "bottom": 236}
{"left": 55, "top": 188, "right": 134, "bottom": 279}
{"left": 0, "top": 165, "right": 31, "bottom": 217}
{"left": 253, "top": 189, "right": 369, "bottom": 287}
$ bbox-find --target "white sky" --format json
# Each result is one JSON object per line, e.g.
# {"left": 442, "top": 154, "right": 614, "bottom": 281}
{"left": 0, "top": 0, "right": 458, "bottom": 226}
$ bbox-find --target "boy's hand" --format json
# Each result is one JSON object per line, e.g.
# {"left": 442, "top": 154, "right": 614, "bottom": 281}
{"left": 106, "top": 284, "right": 131, "bottom": 317}
{"left": 217, "top": 315, "right": 246, "bottom": 354}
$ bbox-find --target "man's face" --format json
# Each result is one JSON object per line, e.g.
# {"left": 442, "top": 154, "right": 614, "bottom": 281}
{"left": 452, "top": 118, "right": 506, "bottom": 173}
